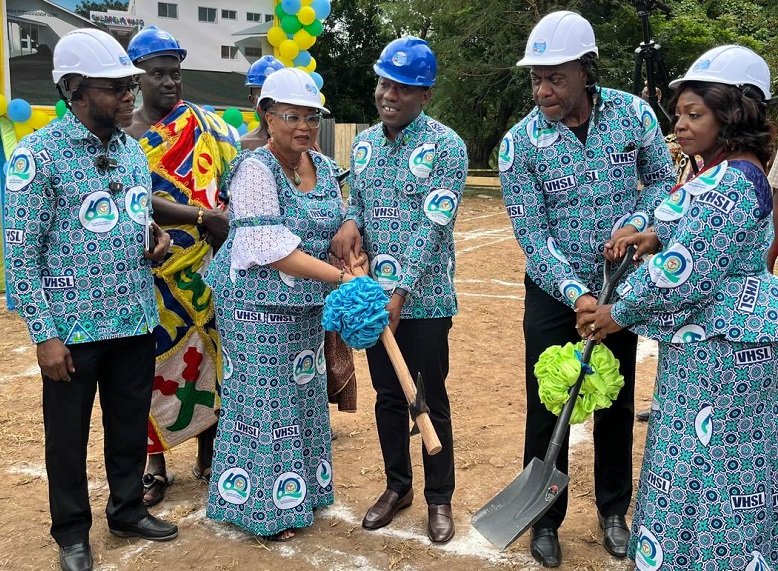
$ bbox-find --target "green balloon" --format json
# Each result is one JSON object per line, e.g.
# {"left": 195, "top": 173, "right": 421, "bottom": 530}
{"left": 55, "top": 99, "right": 68, "bottom": 119}
{"left": 275, "top": 3, "right": 285, "bottom": 18}
{"left": 281, "top": 14, "right": 302, "bottom": 35}
{"left": 222, "top": 107, "right": 244, "bottom": 128}
{"left": 304, "top": 19, "right": 323, "bottom": 37}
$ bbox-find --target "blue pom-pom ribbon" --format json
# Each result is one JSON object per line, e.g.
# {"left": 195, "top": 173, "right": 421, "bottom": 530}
{"left": 322, "top": 276, "right": 389, "bottom": 349}
{"left": 575, "top": 349, "right": 594, "bottom": 375}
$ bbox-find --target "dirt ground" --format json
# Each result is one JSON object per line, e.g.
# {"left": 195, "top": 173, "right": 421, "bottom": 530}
{"left": 0, "top": 194, "right": 657, "bottom": 571}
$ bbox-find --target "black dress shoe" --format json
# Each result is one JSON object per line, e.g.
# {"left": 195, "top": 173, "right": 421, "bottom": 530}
{"left": 362, "top": 488, "right": 413, "bottom": 530}
{"left": 599, "top": 513, "right": 629, "bottom": 558}
{"left": 427, "top": 504, "right": 455, "bottom": 544}
{"left": 109, "top": 514, "right": 178, "bottom": 541}
{"left": 59, "top": 542, "right": 93, "bottom": 571}
{"left": 530, "top": 528, "right": 561, "bottom": 568}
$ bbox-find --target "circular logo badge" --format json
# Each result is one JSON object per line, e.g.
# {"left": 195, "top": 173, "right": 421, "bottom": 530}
{"left": 408, "top": 143, "right": 436, "bottom": 178}
{"left": 526, "top": 117, "right": 559, "bottom": 148}
{"left": 124, "top": 185, "right": 149, "bottom": 225}
{"left": 655, "top": 189, "right": 690, "bottom": 222}
{"left": 671, "top": 324, "right": 706, "bottom": 344}
{"left": 279, "top": 270, "right": 296, "bottom": 288}
{"left": 649, "top": 243, "right": 693, "bottom": 288}
{"left": 626, "top": 212, "right": 649, "bottom": 232}
{"left": 273, "top": 472, "right": 306, "bottom": 509}
{"left": 222, "top": 347, "right": 233, "bottom": 381}
{"left": 6, "top": 148, "right": 36, "bottom": 192}
{"left": 423, "top": 189, "right": 457, "bottom": 225}
{"left": 634, "top": 98, "right": 658, "bottom": 143}
{"left": 293, "top": 349, "right": 316, "bottom": 385}
{"left": 391, "top": 51, "right": 408, "bottom": 66}
{"left": 370, "top": 254, "right": 402, "bottom": 291}
{"left": 217, "top": 467, "right": 251, "bottom": 505}
{"left": 634, "top": 525, "right": 663, "bottom": 571}
{"left": 353, "top": 142, "right": 372, "bottom": 174}
{"left": 316, "top": 459, "right": 333, "bottom": 489}
{"left": 79, "top": 191, "right": 119, "bottom": 233}
{"left": 447, "top": 257, "right": 454, "bottom": 285}
{"left": 560, "top": 280, "right": 585, "bottom": 302}
{"left": 547, "top": 237, "right": 569, "bottom": 264}
{"left": 532, "top": 41, "right": 547, "bottom": 55}
{"left": 684, "top": 162, "right": 727, "bottom": 196}
{"left": 694, "top": 405, "right": 713, "bottom": 446}
{"left": 315, "top": 341, "right": 326, "bottom": 376}
{"left": 498, "top": 133, "right": 515, "bottom": 172}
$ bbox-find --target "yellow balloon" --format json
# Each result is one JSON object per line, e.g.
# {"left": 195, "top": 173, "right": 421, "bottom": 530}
{"left": 305, "top": 57, "right": 317, "bottom": 73}
{"left": 279, "top": 57, "right": 294, "bottom": 68}
{"left": 0, "top": 94, "right": 7, "bottom": 117}
{"left": 247, "top": 120, "right": 259, "bottom": 131}
{"left": 320, "top": 93, "right": 326, "bottom": 107}
{"left": 279, "top": 39, "right": 300, "bottom": 61}
{"left": 30, "top": 110, "right": 50, "bottom": 130}
{"left": 14, "top": 121, "right": 34, "bottom": 140}
{"left": 293, "top": 29, "right": 315, "bottom": 51}
{"left": 267, "top": 26, "right": 286, "bottom": 48}
{"left": 297, "top": 6, "right": 316, "bottom": 26}
{"left": 302, "top": 0, "right": 313, "bottom": 5}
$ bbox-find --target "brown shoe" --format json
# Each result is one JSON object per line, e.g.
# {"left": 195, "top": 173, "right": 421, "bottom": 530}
{"left": 427, "top": 504, "right": 455, "bottom": 544}
{"left": 362, "top": 488, "right": 413, "bottom": 530}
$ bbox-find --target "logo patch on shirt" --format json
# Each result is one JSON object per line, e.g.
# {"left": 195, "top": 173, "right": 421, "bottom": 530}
{"left": 353, "top": 141, "right": 372, "bottom": 174}
{"left": 424, "top": 189, "right": 458, "bottom": 225}
{"left": 736, "top": 276, "right": 760, "bottom": 314}
{"left": 124, "top": 186, "right": 149, "bottom": 225}
{"left": 315, "top": 341, "right": 326, "bottom": 375}
{"left": 79, "top": 191, "right": 119, "bottom": 233}
{"left": 507, "top": 204, "right": 525, "bottom": 218}
{"left": 4, "top": 228, "right": 24, "bottom": 245}
{"left": 498, "top": 133, "right": 515, "bottom": 172}
{"left": 372, "top": 206, "right": 399, "bottom": 218}
{"left": 671, "top": 324, "right": 706, "bottom": 344}
{"left": 293, "top": 349, "right": 316, "bottom": 385}
{"left": 649, "top": 243, "right": 693, "bottom": 288}
{"left": 217, "top": 467, "right": 250, "bottom": 505}
{"left": 608, "top": 149, "right": 638, "bottom": 165}
{"left": 371, "top": 254, "right": 402, "bottom": 291}
{"left": 309, "top": 208, "right": 331, "bottom": 220}
{"left": 316, "top": 459, "right": 333, "bottom": 489}
{"left": 646, "top": 470, "right": 671, "bottom": 494}
{"left": 233, "top": 309, "right": 296, "bottom": 323}
{"left": 734, "top": 346, "right": 773, "bottom": 366}
{"left": 273, "top": 472, "right": 306, "bottom": 509}
{"left": 543, "top": 174, "right": 576, "bottom": 193}
{"left": 547, "top": 237, "right": 568, "bottom": 264}
{"left": 42, "top": 276, "right": 75, "bottom": 289}
{"left": 730, "top": 492, "right": 766, "bottom": 511}
{"left": 6, "top": 148, "right": 36, "bottom": 192}
{"left": 560, "top": 280, "right": 586, "bottom": 302}
{"left": 655, "top": 188, "right": 690, "bottom": 222}
{"left": 235, "top": 420, "right": 260, "bottom": 439}
{"left": 643, "top": 163, "right": 674, "bottom": 184}
{"left": 526, "top": 117, "right": 559, "bottom": 148}
{"left": 584, "top": 170, "right": 600, "bottom": 183}
{"left": 408, "top": 143, "right": 436, "bottom": 178}
{"left": 696, "top": 190, "right": 735, "bottom": 214}
{"left": 634, "top": 525, "right": 663, "bottom": 571}
{"left": 633, "top": 98, "right": 659, "bottom": 144}
{"left": 272, "top": 424, "right": 300, "bottom": 441}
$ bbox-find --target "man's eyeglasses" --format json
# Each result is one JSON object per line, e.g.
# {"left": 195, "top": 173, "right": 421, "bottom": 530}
{"left": 84, "top": 80, "right": 141, "bottom": 98}
{"left": 268, "top": 111, "right": 323, "bottom": 128}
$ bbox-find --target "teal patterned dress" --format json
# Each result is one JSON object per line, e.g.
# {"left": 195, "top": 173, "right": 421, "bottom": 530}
{"left": 612, "top": 161, "right": 778, "bottom": 570}
{"left": 204, "top": 148, "right": 342, "bottom": 536}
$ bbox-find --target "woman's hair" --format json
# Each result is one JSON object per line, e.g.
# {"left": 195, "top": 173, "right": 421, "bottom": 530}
{"left": 668, "top": 81, "right": 777, "bottom": 168}
{"left": 259, "top": 97, "right": 274, "bottom": 115}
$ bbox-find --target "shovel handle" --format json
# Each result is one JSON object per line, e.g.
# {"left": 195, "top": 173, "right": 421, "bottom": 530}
{"left": 348, "top": 253, "right": 442, "bottom": 456}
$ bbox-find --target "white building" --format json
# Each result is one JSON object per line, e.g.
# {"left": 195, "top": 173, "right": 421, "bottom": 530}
{"left": 6, "top": 0, "right": 94, "bottom": 58}
{"left": 118, "top": 0, "right": 275, "bottom": 73}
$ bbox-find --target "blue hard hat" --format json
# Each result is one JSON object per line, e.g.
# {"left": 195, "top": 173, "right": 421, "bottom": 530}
{"left": 246, "top": 56, "right": 285, "bottom": 87}
{"left": 128, "top": 25, "right": 187, "bottom": 64}
{"left": 373, "top": 37, "right": 437, "bottom": 87}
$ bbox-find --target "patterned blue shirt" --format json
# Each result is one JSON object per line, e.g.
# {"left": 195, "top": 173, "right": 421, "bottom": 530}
{"left": 346, "top": 112, "right": 468, "bottom": 319}
{"left": 3, "top": 111, "right": 159, "bottom": 345}
{"left": 500, "top": 88, "right": 675, "bottom": 307}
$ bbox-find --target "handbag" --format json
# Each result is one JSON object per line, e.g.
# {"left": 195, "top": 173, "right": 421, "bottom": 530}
{"left": 325, "top": 330, "right": 357, "bottom": 412}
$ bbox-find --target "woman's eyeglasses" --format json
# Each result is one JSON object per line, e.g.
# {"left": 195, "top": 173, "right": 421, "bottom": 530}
{"left": 268, "top": 111, "right": 323, "bottom": 128}
{"left": 84, "top": 80, "right": 141, "bottom": 98}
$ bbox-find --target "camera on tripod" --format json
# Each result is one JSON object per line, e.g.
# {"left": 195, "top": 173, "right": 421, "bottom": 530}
{"left": 632, "top": 0, "right": 672, "bottom": 127}
{"left": 632, "top": 0, "right": 672, "bottom": 17}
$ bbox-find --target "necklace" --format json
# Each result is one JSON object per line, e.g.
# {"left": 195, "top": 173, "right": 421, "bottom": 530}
{"left": 268, "top": 140, "right": 304, "bottom": 186}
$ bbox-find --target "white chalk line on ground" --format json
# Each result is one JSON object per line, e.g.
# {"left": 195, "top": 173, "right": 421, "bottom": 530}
{"left": 457, "top": 236, "right": 515, "bottom": 255}
{"left": 454, "top": 228, "right": 513, "bottom": 242}
{"left": 457, "top": 278, "right": 524, "bottom": 288}
{"left": 457, "top": 211, "right": 504, "bottom": 224}
{"left": 458, "top": 292, "right": 524, "bottom": 301}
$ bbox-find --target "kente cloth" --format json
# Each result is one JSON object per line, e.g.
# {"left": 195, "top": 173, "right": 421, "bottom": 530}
{"left": 140, "top": 101, "right": 238, "bottom": 453}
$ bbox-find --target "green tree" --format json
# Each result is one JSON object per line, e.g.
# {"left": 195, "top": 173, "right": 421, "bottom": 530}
{"left": 74, "top": 1, "right": 128, "bottom": 18}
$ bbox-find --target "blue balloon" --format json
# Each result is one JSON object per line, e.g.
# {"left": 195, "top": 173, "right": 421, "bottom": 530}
{"left": 7, "top": 98, "right": 32, "bottom": 123}
{"left": 311, "top": 0, "right": 331, "bottom": 20}
{"left": 237, "top": 122, "right": 248, "bottom": 135}
{"left": 310, "top": 71, "right": 324, "bottom": 90}
{"left": 294, "top": 50, "right": 312, "bottom": 67}
{"left": 202, "top": 104, "right": 216, "bottom": 112}
{"left": 281, "top": 0, "right": 301, "bottom": 15}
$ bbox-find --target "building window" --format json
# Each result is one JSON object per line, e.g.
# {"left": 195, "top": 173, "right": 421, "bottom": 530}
{"left": 264, "top": 14, "right": 274, "bottom": 22}
{"left": 158, "top": 2, "right": 178, "bottom": 18}
{"left": 244, "top": 46, "right": 262, "bottom": 57}
{"left": 221, "top": 9, "right": 236, "bottom": 19}
{"left": 247, "top": 12, "right": 262, "bottom": 22}
{"left": 199, "top": 7, "right": 217, "bottom": 22}
{"left": 221, "top": 46, "right": 239, "bottom": 59}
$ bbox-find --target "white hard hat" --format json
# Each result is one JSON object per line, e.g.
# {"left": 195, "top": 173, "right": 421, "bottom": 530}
{"left": 668, "top": 45, "right": 771, "bottom": 101}
{"left": 259, "top": 68, "right": 329, "bottom": 113}
{"left": 52, "top": 28, "right": 145, "bottom": 84}
{"left": 517, "top": 11, "right": 598, "bottom": 67}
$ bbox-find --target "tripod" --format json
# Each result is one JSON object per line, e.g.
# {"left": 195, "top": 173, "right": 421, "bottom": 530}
{"left": 632, "top": 0, "right": 672, "bottom": 129}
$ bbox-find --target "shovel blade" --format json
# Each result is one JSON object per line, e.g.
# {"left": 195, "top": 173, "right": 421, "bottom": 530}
{"left": 471, "top": 458, "right": 569, "bottom": 551}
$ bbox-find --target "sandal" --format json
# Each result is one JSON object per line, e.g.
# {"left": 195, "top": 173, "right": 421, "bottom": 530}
{"left": 142, "top": 472, "right": 171, "bottom": 507}
{"left": 263, "top": 529, "right": 296, "bottom": 542}
{"left": 192, "top": 464, "right": 212, "bottom": 482}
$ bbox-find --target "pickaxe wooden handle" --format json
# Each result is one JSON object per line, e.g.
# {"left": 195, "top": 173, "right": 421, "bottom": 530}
{"left": 349, "top": 255, "right": 442, "bottom": 456}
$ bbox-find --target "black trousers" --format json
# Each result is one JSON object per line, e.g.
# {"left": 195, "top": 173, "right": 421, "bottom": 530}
{"left": 365, "top": 318, "right": 455, "bottom": 505}
{"left": 43, "top": 334, "right": 155, "bottom": 547}
{"left": 523, "top": 277, "right": 636, "bottom": 530}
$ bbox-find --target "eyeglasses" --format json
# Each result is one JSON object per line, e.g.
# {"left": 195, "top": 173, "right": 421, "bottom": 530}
{"left": 268, "top": 111, "right": 323, "bottom": 128}
{"left": 84, "top": 80, "right": 141, "bottom": 98}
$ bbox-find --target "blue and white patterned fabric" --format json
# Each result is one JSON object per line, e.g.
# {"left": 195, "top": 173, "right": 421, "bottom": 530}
{"left": 500, "top": 88, "right": 675, "bottom": 307}
{"left": 205, "top": 148, "right": 343, "bottom": 536}
{"left": 345, "top": 112, "right": 468, "bottom": 318}
{"left": 3, "top": 111, "right": 158, "bottom": 344}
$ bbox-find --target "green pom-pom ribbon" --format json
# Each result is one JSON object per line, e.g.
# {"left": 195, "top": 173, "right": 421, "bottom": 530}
{"left": 535, "top": 341, "right": 624, "bottom": 424}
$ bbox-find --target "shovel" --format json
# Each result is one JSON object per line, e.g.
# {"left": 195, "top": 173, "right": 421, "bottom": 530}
{"left": 349, "top": 254, "right": 442, "bottom": 456}
{"left": 471, "top": 247, "right": 636, "bottom": 550}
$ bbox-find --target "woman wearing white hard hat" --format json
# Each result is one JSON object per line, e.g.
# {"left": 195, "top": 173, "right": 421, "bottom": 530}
{"left": 202, "top": 68, "right": 366, "bottom": 541}
{"left": 580, "top": 45, "right": 778, "bottom": 571}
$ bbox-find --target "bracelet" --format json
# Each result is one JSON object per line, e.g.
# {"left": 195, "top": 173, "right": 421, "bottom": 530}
{"left": 337, "top": 268, "right": 346, "bottom": 287}
{"left": 196, "top": 208, "right": 204, "bottom": 225}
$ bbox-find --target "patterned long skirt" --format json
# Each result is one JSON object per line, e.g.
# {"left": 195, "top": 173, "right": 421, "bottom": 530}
{"left": 629, "top": 338, "right": 778, "bottom": 571}
{"left": 206, "top": 299, "right": 334, "bottom": 536}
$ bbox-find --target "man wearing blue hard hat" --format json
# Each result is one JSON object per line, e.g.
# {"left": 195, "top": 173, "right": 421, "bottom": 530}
{"left": 241, "top": 55, "right": 285, "bottom": 151}
{"left": 331, "top": 36, "right": 468, "bottom": 544}
{"left": 125, "top": 25, "right": 239, "bottom": 507}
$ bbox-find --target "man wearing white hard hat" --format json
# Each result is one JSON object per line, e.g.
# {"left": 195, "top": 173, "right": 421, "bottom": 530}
{"left": 3, "top": 29, "right": 177, "bottom": 571}
{"left": 499, "top": 11, "right": 674, "bottom": 566}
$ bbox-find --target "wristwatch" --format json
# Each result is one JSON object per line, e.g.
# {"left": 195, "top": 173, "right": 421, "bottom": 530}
{"left": 196, "top": 208, "right": 204, "bottom": 225}
{"left": 392, "top": 286, "right": 408, "bottom": 299}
